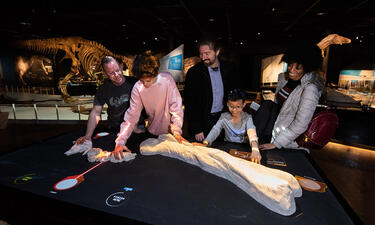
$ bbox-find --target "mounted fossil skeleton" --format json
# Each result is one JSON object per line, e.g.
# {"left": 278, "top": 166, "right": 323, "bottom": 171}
{"left": 12, "top": 36, "right": 134, "bottom": 100}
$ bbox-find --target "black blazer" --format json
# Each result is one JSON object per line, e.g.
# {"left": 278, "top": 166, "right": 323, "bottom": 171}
{"left": 184, "top": 59, "right": 239, "bottom": 136}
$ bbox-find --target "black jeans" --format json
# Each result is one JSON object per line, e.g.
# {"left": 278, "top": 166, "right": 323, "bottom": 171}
{"left": 204, "top": 112, "right": 222, "bottom": 136}
{"left": 253, "top": 100, "right": 279, "bottom": 144}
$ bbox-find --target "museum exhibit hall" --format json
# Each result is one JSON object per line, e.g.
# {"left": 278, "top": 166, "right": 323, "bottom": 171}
{"left": 0, "top": 0, "right": 374, "bottom": 225}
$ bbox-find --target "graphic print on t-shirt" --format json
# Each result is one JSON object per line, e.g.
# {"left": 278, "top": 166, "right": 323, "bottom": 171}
{"left": 109, "top": 94, "right": 129, "bottom": 108}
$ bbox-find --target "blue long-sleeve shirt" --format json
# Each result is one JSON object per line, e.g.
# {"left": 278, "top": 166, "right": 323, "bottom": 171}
{"left": 205, "top": 112, "right": 257, "bottom": 145}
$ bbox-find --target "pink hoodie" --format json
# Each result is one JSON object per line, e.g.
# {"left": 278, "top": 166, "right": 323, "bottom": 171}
{"left": 115, "top": 72, "right": 183, "bottom": 146}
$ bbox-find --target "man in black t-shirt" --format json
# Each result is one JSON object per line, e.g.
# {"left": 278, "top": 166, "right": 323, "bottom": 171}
{"left": 75, "top": 56, "right": 138, "bottom": 144}
{"left": 93, "top": 77, "right": 137, "bottom": 130}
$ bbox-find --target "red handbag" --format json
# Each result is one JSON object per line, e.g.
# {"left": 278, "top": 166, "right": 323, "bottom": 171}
{"left": 296, "top": 110, "right": 339, "bottom": 149}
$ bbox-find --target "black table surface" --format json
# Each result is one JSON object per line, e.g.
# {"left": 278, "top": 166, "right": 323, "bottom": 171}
{"left": 0, "top": 130, "right": 360, "bottom": 225}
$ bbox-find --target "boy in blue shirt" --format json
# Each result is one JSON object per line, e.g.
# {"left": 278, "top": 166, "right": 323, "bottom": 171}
{"left": 200, "top": 89, "right": 261, "bottom": 164}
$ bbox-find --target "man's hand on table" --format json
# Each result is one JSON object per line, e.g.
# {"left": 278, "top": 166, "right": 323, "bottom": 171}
{"left": 194, "top": 132, "right": 205, "bottom": 142}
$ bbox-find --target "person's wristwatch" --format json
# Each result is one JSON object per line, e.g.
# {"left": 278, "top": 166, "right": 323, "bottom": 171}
{"left": 203, "top": 140, "right": 209, "bottom": 145}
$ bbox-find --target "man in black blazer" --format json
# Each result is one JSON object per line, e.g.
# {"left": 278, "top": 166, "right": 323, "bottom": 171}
{"left": 184, "top": 37, "right": 238, "bottom": 141}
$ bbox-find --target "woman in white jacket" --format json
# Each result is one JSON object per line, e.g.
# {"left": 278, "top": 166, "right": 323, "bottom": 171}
{"left": 256, "top": 43, "right": 325, "bottom": 151}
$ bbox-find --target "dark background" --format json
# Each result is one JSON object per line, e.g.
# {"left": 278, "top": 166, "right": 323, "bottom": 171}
{"left": 0, "top": 0, "right": 374, "bottom": 91}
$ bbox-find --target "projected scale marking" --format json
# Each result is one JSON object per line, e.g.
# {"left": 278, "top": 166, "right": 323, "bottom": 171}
{"left": 54, "top": 161, "right": 105, "bottom": 191}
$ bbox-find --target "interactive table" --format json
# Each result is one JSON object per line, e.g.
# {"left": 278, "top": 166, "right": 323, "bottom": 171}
{"left": 0, "top": 130, "right": 360, "bottom": 225}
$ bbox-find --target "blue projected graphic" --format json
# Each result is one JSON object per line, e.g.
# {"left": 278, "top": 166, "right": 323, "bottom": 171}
{"left": 340, "top": 70, "right": 362, "bottom": 76}
{"left": 168, "top": 54, "right": 183, "bottom": 71}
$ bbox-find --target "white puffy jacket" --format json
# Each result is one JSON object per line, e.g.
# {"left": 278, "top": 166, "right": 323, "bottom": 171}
{"left": 272, "top": 72, "right": 324, "bottom": 150}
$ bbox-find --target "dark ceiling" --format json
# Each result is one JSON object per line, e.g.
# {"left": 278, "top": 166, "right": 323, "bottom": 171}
{"left": 1, "top": 0, "right": 375, "bottom": 56}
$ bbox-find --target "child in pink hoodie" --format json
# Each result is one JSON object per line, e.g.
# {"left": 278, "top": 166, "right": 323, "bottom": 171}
{"left": 113, "top": 51, "right": 186, "bottom": 159}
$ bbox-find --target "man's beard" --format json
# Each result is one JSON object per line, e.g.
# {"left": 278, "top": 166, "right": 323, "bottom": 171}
{"left": 203, "top": 59, "right": 214, "bottom": 67}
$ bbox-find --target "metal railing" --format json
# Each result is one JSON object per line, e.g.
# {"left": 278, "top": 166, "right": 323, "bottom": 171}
{"left": 2, "top": 85, "right": 56, "bottom": 95}
{"left": 0, "top": 84, "right": 103, "bottom": 121}
{"left": 2, "top": 103, "right": 105, "bottom": 121}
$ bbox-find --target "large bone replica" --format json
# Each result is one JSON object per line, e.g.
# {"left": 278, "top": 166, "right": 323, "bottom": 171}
{"left": 140, "top": 134, "right": 302, "bottom": 216}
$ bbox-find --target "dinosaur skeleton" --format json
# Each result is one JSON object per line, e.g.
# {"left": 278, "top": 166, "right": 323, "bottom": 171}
{"left": 12, "top": 36, "right": 133, "bottom": 100}
{"left": 13, "top": 34, "right": 350, "bottom": 100}
{"left": 317, "top": 34, "right": 351, "bottom": 57}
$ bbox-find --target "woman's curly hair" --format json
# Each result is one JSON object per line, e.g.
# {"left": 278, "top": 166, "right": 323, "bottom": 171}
{"left": 281, "top": 42, "right": 322, "bottom": 73}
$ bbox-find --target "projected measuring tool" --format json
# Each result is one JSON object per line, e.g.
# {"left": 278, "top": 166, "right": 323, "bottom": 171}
{"left": 54, "top": 161, "right": 105, "bottom": 191}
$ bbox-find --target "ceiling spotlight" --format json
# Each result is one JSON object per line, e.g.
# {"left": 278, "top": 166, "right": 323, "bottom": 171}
{"left": 122, "top": 24, "right": 127, "bottom": 27}
{"left": 154, "top": 37, "right": 158, "bottom": 41}
{"left": 208, "top": 18, "right": 215, "bottom": 22}
{"left": 316, "top": 12, "right": 325, "bottom": 16}
{"left": 142, "top": 41, "right": 146, "bottom": 45}
{"left": 19, "top": 22, "right": 31, "bottom": 26}
{"left": 257, "top": 32, "right": 261, "bottom": 36}
{"left": 271, "top": 8, "right": 276, "bottom": 12}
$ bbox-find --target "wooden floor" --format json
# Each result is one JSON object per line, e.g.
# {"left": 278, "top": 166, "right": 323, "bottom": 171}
{"left": 310, "top": 143, "right": 375, "bottom": 225}
{"left": 0, "top": 121, "right": 374, "bottom": 225}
